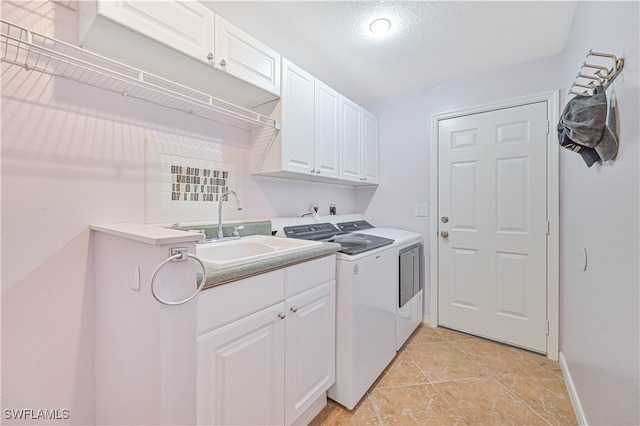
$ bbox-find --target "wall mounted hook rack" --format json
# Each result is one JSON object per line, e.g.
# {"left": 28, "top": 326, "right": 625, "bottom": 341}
{"left": 569, "top": 50, "right": 624, "bottom": 97}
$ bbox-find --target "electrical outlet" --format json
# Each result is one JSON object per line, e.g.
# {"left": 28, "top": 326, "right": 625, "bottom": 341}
{"left": 414, "top": 203, "right": 428, "bottom": 217}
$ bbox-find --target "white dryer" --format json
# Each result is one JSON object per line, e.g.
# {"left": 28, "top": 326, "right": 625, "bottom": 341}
{"left": 337, "top": 221, "right": 424, "bottom": 349}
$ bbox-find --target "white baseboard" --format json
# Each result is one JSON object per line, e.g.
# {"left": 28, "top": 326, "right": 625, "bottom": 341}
{"left": 559, "top": 351, "right": 587, "bottom": 425}
{"left": 421, "top": 315, "right": 433, "bottom": 326}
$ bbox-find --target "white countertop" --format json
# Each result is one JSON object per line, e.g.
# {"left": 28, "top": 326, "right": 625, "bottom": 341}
{"left": 91, "top": 223, "right": 202, "bottom": 245}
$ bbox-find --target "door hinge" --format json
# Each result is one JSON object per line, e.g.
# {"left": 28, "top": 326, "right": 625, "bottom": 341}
{"left": 545, "top": 221, "right": 550, "bottom": 235}
{"left": 546, "top": 120, "right": 550, "bottom": 135}
{"left": 546, "top": 320, "right": 550, "bottom": 336}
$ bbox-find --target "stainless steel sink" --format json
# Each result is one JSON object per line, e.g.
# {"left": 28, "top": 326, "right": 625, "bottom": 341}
{"left": 196, "top": 235, "right": 322, "bottom": 269}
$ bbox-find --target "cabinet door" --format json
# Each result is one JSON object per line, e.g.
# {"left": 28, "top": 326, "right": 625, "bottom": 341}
{"left": 281, "top": 59, "right": 315, "bottom": 175}
{"left": 197, "top": 302, "right": 285, "bottom": 426}
{"left": 285, "top": 281, "right": 336, "bottom": 425}
{"left": 314, "top": 80, "right": 341, "bottom": 180}
{"left": 362, "top": 109, "right": 380, "bottom": 184}
{"left": 98, "top": 0, "right": 215, "bottom": 62}
{"left": 214, "top": 15, "right": 281, "bottom": 95}
{"left": 339, "top": 96, "right": 363, "bottom": 183}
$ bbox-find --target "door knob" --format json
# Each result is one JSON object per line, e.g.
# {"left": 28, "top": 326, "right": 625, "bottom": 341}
{"left": 278, "top": 312, "right": 286, "bottom": 319}
{"left": 441, "top": 216, "right": 449, "bottom": 223}
{"left": 290, "top": 305, "right": 298, "bottom": 313}
{"left": 440, "top": 230, "right": 449, "bottom": 238}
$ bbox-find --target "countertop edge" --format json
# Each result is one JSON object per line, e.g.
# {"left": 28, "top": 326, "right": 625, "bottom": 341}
{"left": 91, "top": 223, "right": 202, "bottom": 245}
{"left": 201, "top": 242, "right": 341, "bottom": 289}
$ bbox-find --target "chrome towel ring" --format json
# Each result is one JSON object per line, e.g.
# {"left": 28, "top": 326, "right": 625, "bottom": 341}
{"left": 151, "top": 247, "right": 207, "bottom": 306}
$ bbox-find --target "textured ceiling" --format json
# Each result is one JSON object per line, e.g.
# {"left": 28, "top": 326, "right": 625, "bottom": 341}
{"left": 204, "top": 1, "right": 578, "bottom": 105}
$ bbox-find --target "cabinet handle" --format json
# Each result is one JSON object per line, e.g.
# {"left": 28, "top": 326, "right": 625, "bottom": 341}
{"left": 278, "top": 312, "right": 286, "bottom": 319}
{"left": 220, "top": 59, "right": 227, "bottom": 68}
{"left": 311, "top": 169, "right": 315, "bottom": 174}
{"left": 206, "top": 52, "right": 213, "bottom": 65}
{"left": 316, "top": 170, "right": 321, "bottom": 174}
{"left": 290, "top": 306, "right": 298, "bottom": 313}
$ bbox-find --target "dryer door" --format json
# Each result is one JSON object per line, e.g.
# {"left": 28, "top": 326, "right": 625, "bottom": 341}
{"left": 399, "top": 244, "right": 420, "bottom": 307}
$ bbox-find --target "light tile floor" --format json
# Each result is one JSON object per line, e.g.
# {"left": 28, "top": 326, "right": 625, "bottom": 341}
{"left": 311, "top": 325, "right": 577, "bottom": 425}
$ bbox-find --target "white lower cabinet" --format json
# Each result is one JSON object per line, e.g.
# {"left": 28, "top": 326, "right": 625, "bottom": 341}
{"left": 197, "top": 302, "right": 286, "bottom": 425}
{"left": 285, "top": 281, "right": 336, "bottom": 424}
{"left": 197, "top": 256, "right": 336, "bottom": 425}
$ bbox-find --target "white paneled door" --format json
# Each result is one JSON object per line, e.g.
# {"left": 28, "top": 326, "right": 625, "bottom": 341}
{"left": 437, "top": 102, "right": 549, "bottom": 353}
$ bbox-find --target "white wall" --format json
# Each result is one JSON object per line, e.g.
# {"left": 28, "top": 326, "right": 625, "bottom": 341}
{"left": 364, "top": 2, "right": 639, "bottom": 424}
{"left": 361, "top": 54, "right": 563, "bottom": 317}
{"left": 556, "top": 2, "right": 639, "bottom": 424}
{"left": 0, "top": 2, "right": 356, "bottom": 423}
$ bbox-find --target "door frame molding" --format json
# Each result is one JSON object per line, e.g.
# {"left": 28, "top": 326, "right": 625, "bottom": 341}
{"left": 429, "top": 90, "right": 560, "bottom": 360}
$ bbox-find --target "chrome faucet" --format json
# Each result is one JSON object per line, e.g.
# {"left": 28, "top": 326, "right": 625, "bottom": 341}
{"left": 218, "top": 190, "right": 242, "bottom": 239}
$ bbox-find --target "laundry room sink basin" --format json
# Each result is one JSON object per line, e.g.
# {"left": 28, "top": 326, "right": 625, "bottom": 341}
{"left": 196, "top": 235, "right": 321, "bottom": 269}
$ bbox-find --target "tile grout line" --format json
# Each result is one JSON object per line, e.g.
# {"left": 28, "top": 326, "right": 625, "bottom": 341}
{"left": 407, "top": 338, "right": 478, "bottom": 425}
{"left": 314, "top": 326, "right": 577, "bottom": 425}
{"left": 363, "top": 391, "right": 385, "bottom": 426}
{"left": 492, "top": 375, "right": 554, "bottom": 426}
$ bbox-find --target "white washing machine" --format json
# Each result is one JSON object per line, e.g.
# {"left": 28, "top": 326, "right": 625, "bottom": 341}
{"left": 338, "top": 221, "right": 424, "bottom": 349}
{"left": 283, "top": 223, "right": 397, "bottom": 410}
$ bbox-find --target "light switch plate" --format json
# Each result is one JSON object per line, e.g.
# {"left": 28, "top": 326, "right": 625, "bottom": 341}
{"left": 414, "top": 202, "right": 428, "bottom": 217}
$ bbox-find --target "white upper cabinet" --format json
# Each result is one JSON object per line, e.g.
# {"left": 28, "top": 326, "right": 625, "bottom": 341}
{"left": 280, "top": 59, "right": 339, "bottom": 179}
{"left": 79, "top": 0, "right": 280, "bottom": 107}
{"left": 362, "top": 109, "right": 380, "bottom": 184}
{"left": 339, "top": 96, "right": 363, "bottom": 183}
{"left": 314, "top": 80, "right": 340, "bottom": 180}
{"left": 281, "top": 59, "right": 316, "bottom": 175}
{"left": 214, "top": 15, "right": 280, "bottom": 96}
{"left": 253, "top": 59, "right": 341, "bottom": 181}
{"left": 252, "top": 67, "right": 378, "bottom": 186}
{"left": 84, "top": 0, "right": 215, "bottom": 62}
{"left": 339, "top": 96, "right": 379, "bottom": 185}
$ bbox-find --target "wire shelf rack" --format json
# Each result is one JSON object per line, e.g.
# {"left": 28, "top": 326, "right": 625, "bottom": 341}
{"left": 0, "top": 20, "right": 281, "bottom": 131}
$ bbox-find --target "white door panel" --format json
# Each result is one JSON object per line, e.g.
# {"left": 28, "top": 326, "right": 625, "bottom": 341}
{"left": 281, "top": 59, "right": 315, "bottom": 175}
{"left": 314, "top": 80, "right": 340, "bottom": 179}
{"left": 339, "top": 97, "right": 362, "bottom": 182}
{"left": 285, "top": 282, "right": 335, "bottom": 424}
{"left": 197, "top": 303, "right": 285, "bottom": 425}
{"left": 438, "top": 102, "right": 548, "bottom": 353}
{"left": 99, "top": 0, "right": 215, "bottom": 62}
{"left": 214, "top": 15, "right": 281, "bottom": 95}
